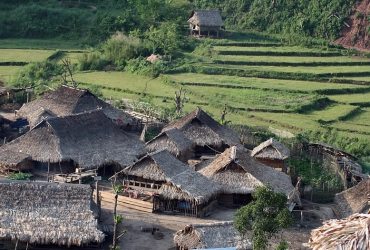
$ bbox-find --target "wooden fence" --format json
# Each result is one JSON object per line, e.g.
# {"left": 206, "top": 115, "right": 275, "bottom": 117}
{"left": 99, "top": 191, "right": 153, "bottom": 213}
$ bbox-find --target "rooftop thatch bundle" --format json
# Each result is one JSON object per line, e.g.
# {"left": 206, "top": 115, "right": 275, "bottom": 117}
{"left": 174, "top": 221, "right": 251, "bottom": 250}
{"left": 146, "top": 128, "right": 194, "bottom": 160}
{"left": 0, "top": 148, "right": 30, "bottom": 170}
{"left": 334, "top": 178, "right": 370, "bottom": 218}
{"left": 251, "top": 138, "right": 290, "bottom": 160}
{"left": 146, "top": 54, "right": 163, "bottom": 63}
{"left": 162, "top": 107, "right": 241, "bottom": 148}
{"left": 116, "top": 149, "right": 221, "bottom": 204}
{"left": 18, "top": 85, "right": 132, "bottom": 125}
{"left": 305, "top": 211, "right": 370, "bottom": 250}
{"left": 188, "top": 10, "right": 225, "bottom": 28}
{"left": 309, "top": 142, "right": 358, "bottom": 160}
{"left": 0, "top": 179, "right": 105, "bottom": 247}
{"left": 0, "top": 110, "right": 146, "bottom": 169}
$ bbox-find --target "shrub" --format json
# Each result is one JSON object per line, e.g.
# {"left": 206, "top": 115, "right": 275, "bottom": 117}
{"left": 6, "top": 173, "right": 33, "bottom": 180}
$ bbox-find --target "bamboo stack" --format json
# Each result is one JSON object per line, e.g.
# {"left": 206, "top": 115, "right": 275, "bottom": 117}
{"left": 306, "top": 211, "right": 370, "bottom": 250}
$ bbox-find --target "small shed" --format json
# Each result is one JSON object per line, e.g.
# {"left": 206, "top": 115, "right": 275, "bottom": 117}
{"left": 113, "top": 150, "right": 221, "bottom": 217}
{"left": 0, "top": 179, "right": 105, "bottom": 247}
{"left": 162, "top": 107, "right": 241, "bottom": 158}
{"left": 0, "top": 148, "right": 31, "bottom": 174}
{"left": 174, "top": 221, "right": 251, "bottom": 250}
{"left": 188, "top": 10, "right": 225, "bottom": 37}
{"left": 146, "top": 127, "right": 194, "bottom": 162}
{"left": 199, "top": 146, "right": 300, "bottom": 207}
{"left": 251, "top": 138, "right": 290, "bottom": 172}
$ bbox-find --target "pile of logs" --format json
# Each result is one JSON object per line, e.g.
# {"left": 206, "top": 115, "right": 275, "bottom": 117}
{"left": 306, "top": 211, "right": 370, "bottom": 250}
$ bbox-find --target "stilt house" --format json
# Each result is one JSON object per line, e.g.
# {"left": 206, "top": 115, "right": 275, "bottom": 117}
{"left": 188, "top": 10, "right": 225, "bottom": 37}
{"left": 199, "top": 146, "right": 300, "bottom": 207}
{"left": 251, "top": 137, "right": 290, "bottom": 172}
{"left": 113, "top": 150, "right": 221, "bottom": 217}
{"left": 0, "top": 110, "right": 146, "bottom": 178}
{"left": 0, "top": 179, "right": 105, "bottom": 247}
{"left": 162, "top": 107, "right": 241, "bottom": 158}
{"left": 174, "top": 221, "right": 251, "bottom": 250}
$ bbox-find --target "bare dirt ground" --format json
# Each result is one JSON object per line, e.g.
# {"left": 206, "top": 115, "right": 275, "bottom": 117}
{"left": 99, "top": 199, "right": 333, "bottom": 250}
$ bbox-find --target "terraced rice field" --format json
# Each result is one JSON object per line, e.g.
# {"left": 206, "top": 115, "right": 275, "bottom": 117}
{"left": 0, "top": 66, "right": 22, "bottom": 82}
{"left": 0, "top": 49, "right": 55, "bottom": 62}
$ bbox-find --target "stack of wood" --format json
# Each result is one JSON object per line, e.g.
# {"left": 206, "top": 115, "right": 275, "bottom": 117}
{"left": 306, "top": 211, "right": 370, "bottom": 250}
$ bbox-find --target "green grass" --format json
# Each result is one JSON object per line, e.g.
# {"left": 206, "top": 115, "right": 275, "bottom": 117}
{"left": 164, "top": 73, "right": 367, "bottom": 92}
{"left": 56, "top": 52, "right": 84, "bottom": 64}
{"left": 0, "top": 39, "right": 85, "bottom": 50}
{"left": 0, "top": 49, "right": 55, "bottom": 62}
{"left": 0, "top": 66, "right": 22, "bottom": 82}
{"left": 214, "top": 55, "right": 369, "bottom": 63}
{"left": 303, "top": 104, "right": 359, "bottom": 122}
{"left": 212, "top": 46, "right": 337, "bottom": 53}
{"left": 338, "top": 77, "right": 370, "bottom": 82}
{"left": 328, "top": 93, "right": 370, "bottom": 104}
{"left": 336, "top": 108, "right": 370, "bottom": 126}
{"left": 331, "top": 122, "right": 370, "bottom": 135}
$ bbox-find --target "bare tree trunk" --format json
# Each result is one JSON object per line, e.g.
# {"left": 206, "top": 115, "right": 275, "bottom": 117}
{"left": 112, "top": 194, "right": 118, "bottom": 250}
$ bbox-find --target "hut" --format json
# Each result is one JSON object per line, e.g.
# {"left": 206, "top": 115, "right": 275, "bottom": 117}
{"left": 0, "top": 148, "right": 31, "bottom": 174}
{"left": 113, "top": 149, "right": 221, "bottom": 217}
{"left": 199, "top": 146, "right": 300, "bottom": 207}
{"left": 188, "top": 10, "right": 225, "bottom": 37}
{"left": 333, "top": 178, "right": 370, "bottom": 218}
{"left": 26, "top": 107, "right": 56, "bottom": 128}
{"left": 251, "top": 138, "right": 290, "bottom": 172}
{"left": 174, "top": 221, "right": 251, "bottom": 250}
{"left": 145, "top": 128, "right": 194, "bottom": 162}
{"left": 18, "top": 84, "right": 132, "bottom": 127}
{"left": 0, "top": 179, "right": 105, "bottom": 248}
{"left": 162, "top": 107, "right": 241, "bottom": 158}
{"left": 0, "top": 110, "right": 146, "bottom": 178}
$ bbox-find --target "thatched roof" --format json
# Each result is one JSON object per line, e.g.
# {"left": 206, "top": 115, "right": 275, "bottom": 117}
{"left": 0, "top": 110, "right": 147, "bottom": 169}
{"left": 0, "top": 148, "right": 30, "bottom": 168}
{"left": 115, "top": 150, "right": 221, "bottom": 203}
{"left": 309, "top": 142, "right": 358, "bottom": 160}
{"left": 334, "top": 178, "right": 370, "bottom": 218}
{"left": 199, "top": 146, "right": 299, "bottom": 203}
{"left": 0, "top": 179, "right": 105, "bottom": 247}
{"left": 18, "top": 85, "right": 132, "bottom": 125}
{"left": 162, "top": 107, "right": 241, "bottom": 148}
{"left": 146, "top": 54, "right": 163, "bottom": 63}
{"left": 174, "top": 221, "right": 251, "bottom": 250}
{"left": 188, "top": 10, "right": 225, "bottom": 27}
{"left": 305, "top": 212, "right": 370, "bottom": 250}
{"left": 251, "top": 138, "right": 290, "bottom": 160}
{"left": 146, "top": 128, "right": 194, "bottom": 157}
{"left": 26, "top": 107, "right": 56, "bottom": 128}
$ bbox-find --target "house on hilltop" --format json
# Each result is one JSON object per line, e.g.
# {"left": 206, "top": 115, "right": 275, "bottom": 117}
{"left": 188, "top": 10, "right": 225, "bottom": 37}
{"left": 112, "top": 149, "right": 221, "bottom": 217}
{"left": 0, "top": 110, "right": 146, "bottom": 178}
{"left": 174, "top": 221, "right": 251, "bottom": 250}
{"left": 198, "top": 146, "right": 300, "bottom": 207}
{"left": 0, "top": 179, "right": 105, "bottom": 247}
{"left": 18, "top": 85, "right": 132, "bottom": 128}
{"left": 162, "top": 107, "right": 241, "bottom": 158}
{"left": 251, "top": 137, "right": 290, "bottom": 172}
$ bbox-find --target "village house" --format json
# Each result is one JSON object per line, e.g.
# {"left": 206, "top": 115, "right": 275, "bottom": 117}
{"left": 174, "top": 221, "right": 251, "bottom": 250}
{"left": 198, "top": 146, "right": 300, "bottom": 208}
{"left": 162, "top": 107, "right": 242, "bottom": 159}
{"left": 111, "top": 149, "right": 221, "bottom": 217}
{"left": 0, "top": 179, "right": 105, "bottom": 248}
{"left": 251, "top": 137, "right": 290, "bottom": 172}
{"left": 0, "top": 110, "right": 146, "bottom": 179}
{"left": 188, "top": 10, "right": 225, "bottom": 37}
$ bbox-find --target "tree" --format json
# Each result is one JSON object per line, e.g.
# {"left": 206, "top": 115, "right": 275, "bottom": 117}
{"left": 110, "top": 182, "right": 127, "bottom": 250}
{"left": 234, "top": 183, "right": 294, "bottom": 250}
{"left": 174, "top": 86, "right": 188, "bottom": 114}
{"left": 61, "top": 58, "right": 77, "bottom": 88}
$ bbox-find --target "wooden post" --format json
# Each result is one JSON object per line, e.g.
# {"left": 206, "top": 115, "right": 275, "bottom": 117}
{"left": 96, "top": 180, "right": 100, "bottom": 220}
{"left": 47, "top": 161, "right": 50, "bottom": 182}
{"left": 14, "top": 240, "right": 18, "bottom": 250}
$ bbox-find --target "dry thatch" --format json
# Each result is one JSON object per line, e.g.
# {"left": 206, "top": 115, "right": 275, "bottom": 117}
{"left": 251, "top": 138, "right": 290, "bottom": 160}
{"left": 309, "top": 142, "right": 358, "bottom": 160}
{"left": 146, "top": 54, "right": 163, "bottom": 63}
{"left": 26, "top": 107, "right": 56, "bottom": 128}
{"left": 162, "top": 107, "right": 241, "bottom": 148}
{"left": 18, "top": 85, "right": 132, "bottom": 124}
{"left": 0, "top": 148, "right": 31, "bottom": 171}
{"left": 115, "top": 149, "right": 221, "bottom": 204}
{"left": 305, "top": 211, "right": 370, "bottom": 250}
{"left": 146, "top": 128, "right": 194, "bottom": 161}
{"left": 334, "top": 178, "right": 370, "bottom": 218}
{"left": 188, "top": 10, "right": 225, "bottom": 27}
{"left": 0, "top": 110, "right": 147, "bottom": 169}
{"left": 0, "top": 179, "right": 105, "bottom": 247}
{"left": 174, "top": 221, "right": 251, "bottom": 250}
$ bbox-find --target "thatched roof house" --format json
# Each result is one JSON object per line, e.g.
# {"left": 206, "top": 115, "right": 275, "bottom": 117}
{"left": 162, "top": 107, "right": 241, "bottom": 156}
{"left": 199, "top": 146, "right": 300, "bottom": 206}
{"left": 0, "top": 148, "right": 31, "bottom": 173}
{"left": 0, "top": 179, "right": 104, "bottom": 247}
{"left": 188, "top": 10, "right": 225, "bottom": 37}
{"left": 115, "top": 149, "right": 221, "bottom": 217}
{"left": 26, "top": 107, "right": 56, "bottom": 128}
{"left": 146, "top": 128, "right": 194, "bottom": 162}
{"left": 251, "top": 138, "right": 290, "bottom": 171}
{"left": 0, "top": 110, "right": 146, "bottom": 172}
{"left": 309, "top": 142, "right": 358, "bottom": 160}
{"left": 18, "top": 85, "right": 132, "bottom": 127}
{"left": 333, "top": 178, "right": 370, "bottom": 218}
{"left": 174, "top": 221, "right": 251, "bottom": 250}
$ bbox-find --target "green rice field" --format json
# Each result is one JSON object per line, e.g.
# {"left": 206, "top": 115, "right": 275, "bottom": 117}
{"left": 0, "top": 39, "right": 84, "bottom": 50}
{"left": 215, "top": 55, "right": 370, "bottom": 63}
{"left": 0, "top": 49, "right": 55, "bottom": 62}
{"left": 303, "top": 104, "right": 359, "bottom": 122}
{"left": 328, "top": 93, "right": 370, "bottom": 104}
{"left": 0, "top": 66, "right": 22, "bottom": 82}
{"left": 212, "top": 46, "right": 336, "bottom": 53}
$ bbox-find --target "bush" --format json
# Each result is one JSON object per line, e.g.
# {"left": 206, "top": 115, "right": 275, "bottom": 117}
{"left": 6, "top": 173, "right": 33, "bottom": 180}
{"left": 78, "top": 51, "right": 108, "bottom": 71}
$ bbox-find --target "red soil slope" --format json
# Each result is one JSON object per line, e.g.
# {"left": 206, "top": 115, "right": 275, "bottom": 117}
{"left": 334, "top": 0, "right": 370, "bottom": 51}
